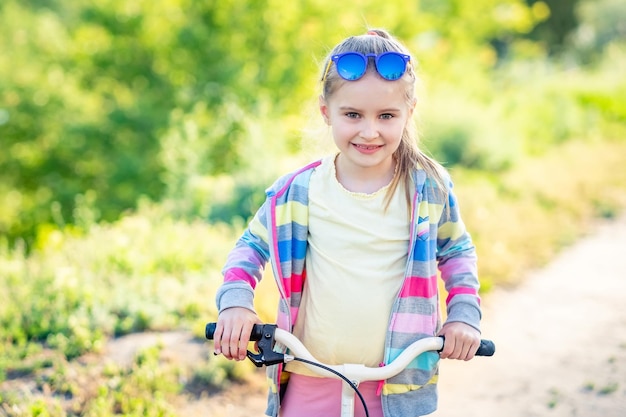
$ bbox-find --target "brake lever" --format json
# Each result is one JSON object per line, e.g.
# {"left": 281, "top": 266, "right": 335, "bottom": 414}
{"left": 246, "top": 324, "right": 286, "bottom": 367}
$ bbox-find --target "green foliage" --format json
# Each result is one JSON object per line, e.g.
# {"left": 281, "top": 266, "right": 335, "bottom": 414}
{"left": 82, "top": 346, "right": 181, "bottom": 417}
{"left": 158, "top": 101, "right": 284, "bottom": 222}
{"left": 1, "top": 345, "right": 183, "bottom": 417}
{"left": 0, "top": 0, "right": 549, "bottom": 247}
{"left": 419, "top": 84, "right": 521, "bottom": 171}
{"left": 0, "top": 203, "right": 234, "bottom": 372}
{"left": 524, "top": 0, "right": 581, "bottom": 55}
{"left": 569, "top": 0, "right": 626, "bottom": 64}
{"left": 188, "top": 355, "right": 250, "bottom": 391}
{"left": 454, "top": 139, "right": 626, "bottom": 287}
{"left": 419, "top": 28, "right": 626, "bottom": 168}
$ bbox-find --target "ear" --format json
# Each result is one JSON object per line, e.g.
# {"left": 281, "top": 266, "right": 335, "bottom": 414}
{"left": 403, "top": 99, "right": 416, "bottom": 129}
{"left": 408, "top": 98, "right": 417, "bottom": 116}
{"left": 319, "top": 95, "right": 331, "bottom": 125}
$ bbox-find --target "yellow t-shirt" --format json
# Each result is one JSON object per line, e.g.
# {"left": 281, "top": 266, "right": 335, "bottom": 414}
{"left": 286, "top": 155, "right": 410, "bottom": 375}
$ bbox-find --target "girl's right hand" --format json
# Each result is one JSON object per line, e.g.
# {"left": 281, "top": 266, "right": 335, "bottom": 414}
{"left": 212, "top": 307, "right": 261, "bottom": 361}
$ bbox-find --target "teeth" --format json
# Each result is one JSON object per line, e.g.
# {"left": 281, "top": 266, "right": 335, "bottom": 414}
{"left": 355, "top": 144, "right": 379, "bottom": 150}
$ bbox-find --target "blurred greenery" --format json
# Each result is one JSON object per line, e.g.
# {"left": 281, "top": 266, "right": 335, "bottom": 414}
{"left": 1, "top": 0, "right": 626, "bottom": 415}
{"left": 2, "top": 0, "right": 623, "bottom": 248}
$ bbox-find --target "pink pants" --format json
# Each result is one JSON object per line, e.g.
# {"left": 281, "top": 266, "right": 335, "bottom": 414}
{"left": 279, "top": 373, "right": 384, "bottom": 417}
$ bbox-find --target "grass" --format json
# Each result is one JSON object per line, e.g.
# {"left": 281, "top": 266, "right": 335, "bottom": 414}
{"left": 598, "top": 383, "right": 620, "bottom": 396}
{"left": 581, "top": 381, "right": 620, "bottom": 396}
{"left": 547, "top": 387, "right": 561, "bottom": 409}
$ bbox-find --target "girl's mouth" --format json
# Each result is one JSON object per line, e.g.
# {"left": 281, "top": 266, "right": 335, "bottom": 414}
{"left": 353, "top": 143, "right": 382, "bottom": 151}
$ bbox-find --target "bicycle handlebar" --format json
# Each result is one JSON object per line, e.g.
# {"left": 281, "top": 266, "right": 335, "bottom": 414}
{"left": 205, "top": 322, "right": 495, "bottom": 370}
{"left": 207, "top": 322, "right": 495, "bottom": 417}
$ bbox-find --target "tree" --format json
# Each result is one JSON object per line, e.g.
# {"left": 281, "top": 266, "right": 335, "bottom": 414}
{"left": 0, "top": 0, "right": 544, "bottom": 247}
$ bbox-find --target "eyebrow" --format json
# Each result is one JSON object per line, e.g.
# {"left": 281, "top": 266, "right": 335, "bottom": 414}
{"left": 338, "top": 106, "right": 401, "bottom": 113}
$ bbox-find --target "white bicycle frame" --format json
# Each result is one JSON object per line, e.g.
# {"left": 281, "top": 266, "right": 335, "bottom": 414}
{"left": 274, "top": 327, "right": 444, "bottom": 417}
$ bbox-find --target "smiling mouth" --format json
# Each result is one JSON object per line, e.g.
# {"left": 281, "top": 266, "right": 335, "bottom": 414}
{"left": 353, "top": 143, "right": 382, "bottom": 150}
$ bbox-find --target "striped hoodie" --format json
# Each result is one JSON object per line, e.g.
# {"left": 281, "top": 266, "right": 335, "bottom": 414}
{"left": 216, "top": 160, "right": 481, "bottom": 417}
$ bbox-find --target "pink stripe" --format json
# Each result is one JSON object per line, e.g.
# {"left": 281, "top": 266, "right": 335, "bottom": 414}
{"left": 277, "top": 312, "right": 290, "bottom": 331}
{"left": 389, "top": 312, "right": 434, "bottom": 333}
{"left": 399, "top": 275, "right": 438, "bottom": 299}
{"left": 446, "top": 287, "right": 480, "bottom": 305}
{"left": 407, "top": 191, "right": 419, "bottom": 255}
{"left": 224, "top": 268, "right": 258, "bottom": 289}
{"left": 282, "top": 278, "right": 291, "bottom": 298}
{"left": 291, "top": 272, "right": 304, "bottom": 293}
{"left": 438, "top": 257, "right": 477, "bottom": 281}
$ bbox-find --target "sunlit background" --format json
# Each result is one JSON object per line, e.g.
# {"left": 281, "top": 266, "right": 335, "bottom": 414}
{"left": 1, "top": 0, "right": 625, "bottom": 415}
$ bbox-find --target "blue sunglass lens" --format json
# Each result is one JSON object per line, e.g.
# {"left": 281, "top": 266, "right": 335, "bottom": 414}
{"left": 376, "top": 53, "right": 407, "bottom": 80}
{"left": 336, "top": 54, "right": 367, "bottom": 81}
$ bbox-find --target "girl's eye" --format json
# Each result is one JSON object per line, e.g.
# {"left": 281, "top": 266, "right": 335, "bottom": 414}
{"left": 380, "top": 113, "right": 393, "bottom": 120}
{"left": 345, "top": 112, "right": 360, "bottom": 118}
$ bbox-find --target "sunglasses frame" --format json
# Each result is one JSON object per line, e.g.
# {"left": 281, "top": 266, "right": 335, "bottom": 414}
{"left": 322, "top": 51, "right": 411, "bottom": 82}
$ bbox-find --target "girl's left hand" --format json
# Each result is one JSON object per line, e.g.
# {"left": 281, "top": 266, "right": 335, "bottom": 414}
{"left": 437, "top": 322, "right": 481, "bottom": 361}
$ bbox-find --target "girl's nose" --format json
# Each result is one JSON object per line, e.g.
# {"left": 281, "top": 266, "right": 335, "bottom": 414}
{"left": 360, "top": 120, "right": 379, "bottom": 140}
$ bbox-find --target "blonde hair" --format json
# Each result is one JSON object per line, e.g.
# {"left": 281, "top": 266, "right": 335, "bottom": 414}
{"left": 320, "top": 29, "right": 448, "bottom": 209}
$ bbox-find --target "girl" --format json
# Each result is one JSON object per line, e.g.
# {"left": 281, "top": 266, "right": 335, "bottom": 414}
{"left": 212, "top": 29, "right": 482, "bottom": 417}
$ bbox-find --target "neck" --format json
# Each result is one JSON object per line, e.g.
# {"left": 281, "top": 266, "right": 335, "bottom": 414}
{"left": 334, "top": 154, "right": 396, "bottom": 194}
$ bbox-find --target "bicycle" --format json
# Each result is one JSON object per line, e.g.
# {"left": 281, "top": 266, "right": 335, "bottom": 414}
{"left": 206, "top": 322, "right": 495, "bottom": 417}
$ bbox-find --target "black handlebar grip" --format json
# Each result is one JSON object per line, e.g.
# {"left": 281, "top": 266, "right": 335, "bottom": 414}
{"left": 205, "top": 323, "right": 266, "bottom": 341}
{"left": 205, "top": 322, "right": 217, "bottom": 340}
{"left": 476, "top": 339, "right": 496, "bottom": 356}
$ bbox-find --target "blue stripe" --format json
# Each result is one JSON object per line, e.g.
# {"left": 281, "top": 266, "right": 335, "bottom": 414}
{"left": 277, "top": 238, "right": 307, "bottom": 261}
{"left": 388, "top": 349, "right": 439, "bottom": 371}
{"left": 412, "top": 239, "right": 436, "bottom": 262}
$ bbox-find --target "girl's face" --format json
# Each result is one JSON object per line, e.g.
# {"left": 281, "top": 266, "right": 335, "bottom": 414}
{"left": 320, "top": 72, "right": 414, "bottom": 180}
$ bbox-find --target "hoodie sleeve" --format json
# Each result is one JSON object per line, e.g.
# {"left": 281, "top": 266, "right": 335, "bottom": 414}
{"left": 436, "top": 179, "right": 482, "bottom": 331}
{"left": 215, "top": 198, "right": 271, "bottom": 313}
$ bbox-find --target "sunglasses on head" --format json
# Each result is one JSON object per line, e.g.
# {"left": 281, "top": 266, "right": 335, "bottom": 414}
{"left": 322, "top": 51, "right": 411, "bottom": 82}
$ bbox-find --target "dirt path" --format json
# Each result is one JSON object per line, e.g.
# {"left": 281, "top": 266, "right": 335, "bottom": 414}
{"left": 431, "top": 212, "right": 626, "bottom": 417}
{"left": 116, "top": 213, "right": 626, "bottom": 416}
